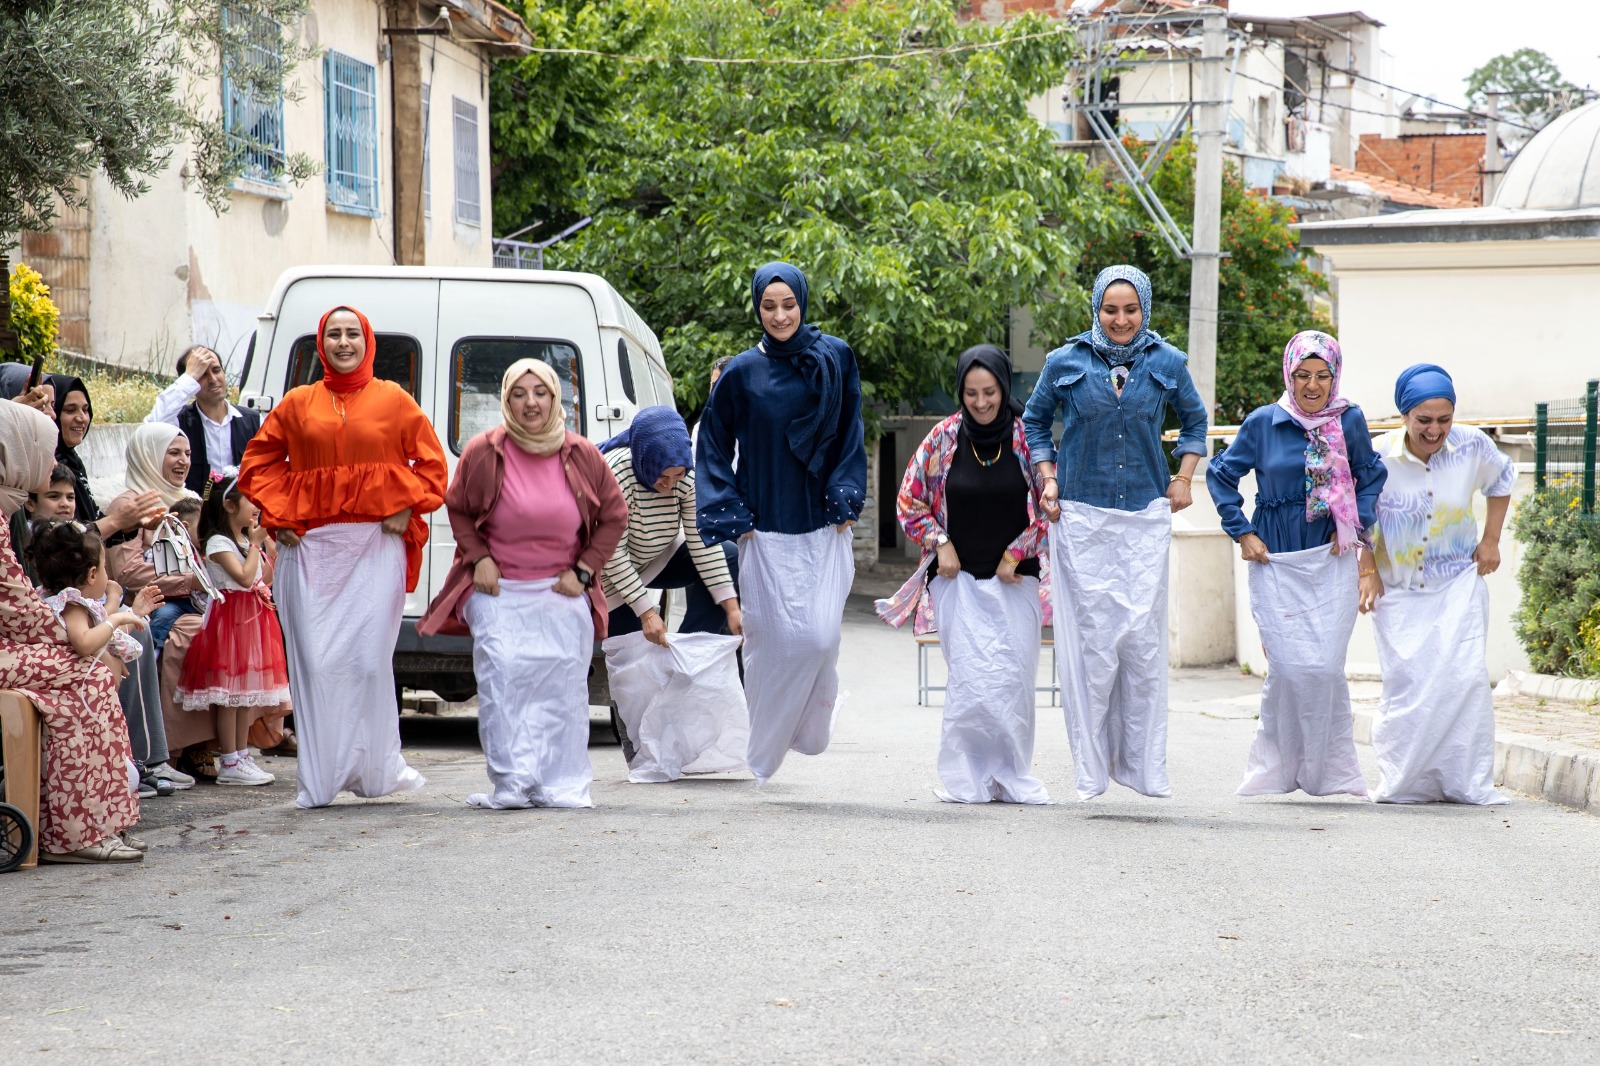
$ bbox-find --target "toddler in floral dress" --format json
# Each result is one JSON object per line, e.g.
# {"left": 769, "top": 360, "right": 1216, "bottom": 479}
{"left": 31, "top": 521, "right": 162, "bottom": 683}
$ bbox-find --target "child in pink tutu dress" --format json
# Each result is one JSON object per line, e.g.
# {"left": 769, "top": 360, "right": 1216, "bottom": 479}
{"left": 176, "top": 475, "right": 290, "bottom": 787}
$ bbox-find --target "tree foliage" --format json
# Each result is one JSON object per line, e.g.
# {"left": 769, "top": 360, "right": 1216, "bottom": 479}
{"left": 1466, "top": 49, "right": 1583, "bottom": 143}
{"left": 4, "top": 263, "right": 61, "bottom": 368}
{"left": 521, "top": 0, "right": 1095, "bottom": 416}
{"left": 1078, "top": 137, "right": 1329, "bottom": 425}
{"left": 0, "top": 0, "right": 316, "bottom": 243}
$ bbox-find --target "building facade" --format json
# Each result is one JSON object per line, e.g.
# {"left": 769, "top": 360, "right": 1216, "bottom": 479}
{"left": 20, "top": 0, "right": 530, "bottom": 374}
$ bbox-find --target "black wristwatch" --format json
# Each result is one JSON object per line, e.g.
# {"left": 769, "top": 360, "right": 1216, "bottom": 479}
{"left": 574, "top": 566, "right": 594, "bottom": 588}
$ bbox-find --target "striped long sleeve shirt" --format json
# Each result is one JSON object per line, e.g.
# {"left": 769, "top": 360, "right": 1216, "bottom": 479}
{"left": 601, "top": 447, "right": 735, "bottom": 615}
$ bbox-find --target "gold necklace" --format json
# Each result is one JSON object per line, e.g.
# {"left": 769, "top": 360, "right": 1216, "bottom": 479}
{"left": 969, "top": 440, "right": 1003, "bottom": 467}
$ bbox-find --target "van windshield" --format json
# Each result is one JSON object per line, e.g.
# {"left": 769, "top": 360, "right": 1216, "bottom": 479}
{"left": 451, "top": 337, "right": 582, "bottom": 453}
{"left": 288, "top": 333, "right": 420, "bottom": 397}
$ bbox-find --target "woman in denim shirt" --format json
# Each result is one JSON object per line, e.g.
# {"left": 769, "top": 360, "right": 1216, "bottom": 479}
{"left": 1021, "top": 265, "right": 1207, "bottom": 801}
{"left": 1022, "top": 265, "right": 1208, "bottom": 517}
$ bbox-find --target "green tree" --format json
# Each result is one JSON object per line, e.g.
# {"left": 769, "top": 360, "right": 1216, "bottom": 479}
{"left": 1466, "top": 49, "right": 1582, "bottom": 143}
{"left": 527, "top": 0, "right": 1097, "bottom": 415}
{"left": 1077, "top": 137, "right": 1329, "bottom": 425}
{"left": 1, "top": 0, "right": 316, "bottom": 242}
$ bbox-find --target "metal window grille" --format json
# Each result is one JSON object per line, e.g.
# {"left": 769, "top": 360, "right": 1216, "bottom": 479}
{"left": 422, "top": 84, "right": 432, "bottom": 216}
{"left": 324, "top": 51, "right": 380, "bottom": 216}
{"left": 452, "top": 97, "right": 481, "bottom": 225}
{"left": 221, "top": 7, "right": 287, "bottom": 183}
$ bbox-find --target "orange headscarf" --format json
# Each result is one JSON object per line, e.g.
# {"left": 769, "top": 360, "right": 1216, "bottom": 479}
{"left": 316, "top": 305, "right": 376, "bottom": 393}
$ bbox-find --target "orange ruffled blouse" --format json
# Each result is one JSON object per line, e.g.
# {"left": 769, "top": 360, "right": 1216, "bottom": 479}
{"left": 238, "top": 380, "right": 448, "bottom": 591}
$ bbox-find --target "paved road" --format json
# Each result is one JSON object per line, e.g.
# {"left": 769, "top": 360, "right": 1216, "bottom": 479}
{"left": 4, "top": 596, "right": 1598, "bottom": 1064}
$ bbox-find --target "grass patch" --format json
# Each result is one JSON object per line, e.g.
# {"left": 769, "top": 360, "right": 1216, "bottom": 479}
{"left": 53, "top": 352, "right": 170, "bottom": 425}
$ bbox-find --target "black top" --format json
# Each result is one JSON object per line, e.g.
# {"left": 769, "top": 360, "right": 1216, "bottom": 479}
{"left": 944, "top": 434, "right": 1040, "bottom": 581}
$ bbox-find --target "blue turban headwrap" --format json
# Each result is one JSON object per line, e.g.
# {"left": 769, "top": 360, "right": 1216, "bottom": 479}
{"left": 598, "top": 405, "right": 693, "bottom": 492}
{"left": 1394, "top": 363, "right": 1456, "bottom": 414}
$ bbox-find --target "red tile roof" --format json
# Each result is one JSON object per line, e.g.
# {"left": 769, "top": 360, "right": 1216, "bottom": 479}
{"left": 1328, "top": 164, "right": 1476, "bottom": 210}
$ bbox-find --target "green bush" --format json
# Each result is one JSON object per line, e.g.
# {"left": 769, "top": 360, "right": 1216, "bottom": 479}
{"left": 1513, "top": 479, "right": 1600, "bottom": 678}
{"left": 6, "top": 261, "right": 60, "bottom": 368}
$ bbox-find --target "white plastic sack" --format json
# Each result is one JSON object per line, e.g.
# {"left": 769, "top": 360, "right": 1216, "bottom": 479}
{"left": 1050, "top": 499, "right": 1172, "bottom": 801}
{"left": 1241, "top": 545, "right": 1367, "bottom": 798}
{"left": 602, "top": 632, "right": 749, "bottom": 783}
{"left": 463, "top": 579, "right": 594, "bottom": 809}
{"left": 1372, "top": 567, "right": 1506, "bottom": 804}
{"left": 737, "top": 526, "right": 854, "bottom": 783}
{"left": 929, "top": 573, "right": 1050, "bottom": 804}
{"left": 277, "top": 524, "right": 425, "bottom": 809}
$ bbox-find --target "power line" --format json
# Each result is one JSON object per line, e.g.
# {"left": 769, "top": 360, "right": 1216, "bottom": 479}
{"left": 514, "top": 24, "right": 1075, "bottom": 66}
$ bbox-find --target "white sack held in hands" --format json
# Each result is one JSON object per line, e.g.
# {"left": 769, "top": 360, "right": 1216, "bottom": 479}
{"left": 1240, "top": 545, "right": 1368, "bottom": 798}
{"left": 602, "top": 632, "right": 748, "bottom": 783}
{"left": 276, "top": 524, "right": 425, "bottom": 809}
{"left": 463, "top": 578, "right": 594, "bottom": 809}
{"left": 1372, "top": 567, "right": 1506, "bottom": 804}
{"left": 929, "top": 572, "right": 1050, "bottom": 804}
{"left": 738, "top": 527, "right": 854, "bottom": 783}
{"left": 1050, "top": 499, "right": 1172, "bottom": 801}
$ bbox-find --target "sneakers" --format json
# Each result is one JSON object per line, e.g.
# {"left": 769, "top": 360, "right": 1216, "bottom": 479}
{"left": 138, "top": 773, "right": 176, "bottom": 798}
{"left": 241, "top": 754, "right": 276, "bottom": 783}
{"left": 216, "top": 758, "right": 274, "bottom": 787}
{"left": 148, "top": 763, "right": 196, "bottom": 790}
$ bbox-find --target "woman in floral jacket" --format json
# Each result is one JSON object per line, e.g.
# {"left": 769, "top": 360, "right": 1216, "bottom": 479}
{"left": 876, "top": 345, "right": 1053, "bottom": 804}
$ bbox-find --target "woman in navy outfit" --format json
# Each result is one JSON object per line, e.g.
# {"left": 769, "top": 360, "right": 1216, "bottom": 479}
{"left": 695, "top": 262, "right": 867, "bottom": 783}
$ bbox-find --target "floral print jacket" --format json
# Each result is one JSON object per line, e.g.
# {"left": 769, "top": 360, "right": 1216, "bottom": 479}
{"left": 875, "top": 413, "right": 1053, "bottom": 634}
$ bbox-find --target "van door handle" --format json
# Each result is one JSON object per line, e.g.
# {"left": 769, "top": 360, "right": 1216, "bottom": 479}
{"left": 594, "top": 405, "right": 624, "bottom": 422}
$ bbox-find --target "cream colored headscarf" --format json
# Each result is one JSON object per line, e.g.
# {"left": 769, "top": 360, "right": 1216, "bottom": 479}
{"left": 125, "top": 422, "right": 198, "bottom": 507}
{"left": 0, "top": 402, "right": 61, "bottom": 518}
{"left": 501, "top": 359, "right": 567, "bottom": 457}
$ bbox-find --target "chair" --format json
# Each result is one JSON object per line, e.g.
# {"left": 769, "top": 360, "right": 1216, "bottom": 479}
{"left": 0, "top": 690, "right": 42, "bottom": 870}
{"left": 916, "top": 633, "right": 1058, "bottom": 708}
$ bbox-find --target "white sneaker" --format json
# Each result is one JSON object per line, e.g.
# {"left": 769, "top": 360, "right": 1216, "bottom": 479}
{"left": 148, "top": 763, "right": 196, "bottom": 790}
{"left": 216, "top": 760, "right": 273, "bottom": 787}
{"left": 240, "top": 754, "right": 276, "bottom": 783}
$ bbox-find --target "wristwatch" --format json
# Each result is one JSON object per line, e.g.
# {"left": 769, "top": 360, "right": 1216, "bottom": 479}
{"left": 575, "top": 566, "right": 594, "bottom": 588}
{"left": 934, "top": 533, "right": 950, "bottom": 548}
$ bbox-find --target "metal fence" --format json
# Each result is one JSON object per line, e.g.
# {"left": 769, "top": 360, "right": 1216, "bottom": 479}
{"left": 1535, "top": 378, "right": 1600, "bottom": 515}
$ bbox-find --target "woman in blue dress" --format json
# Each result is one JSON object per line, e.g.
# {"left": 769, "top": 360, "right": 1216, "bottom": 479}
{"left": 1207, "top": 330, "right": 1387, "bottom": 798}
{"left": 695, "top": 262, "right": 867, "bottom": 783}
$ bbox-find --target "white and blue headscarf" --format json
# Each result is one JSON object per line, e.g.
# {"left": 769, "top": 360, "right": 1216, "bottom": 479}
{"left": 1088, "top": 264, "right": 1159, "bottom": 367}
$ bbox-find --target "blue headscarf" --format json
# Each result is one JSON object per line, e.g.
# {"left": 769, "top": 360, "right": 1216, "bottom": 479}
{"left": 751, "top": 261, "right": 844, "bottom": 478}
{"left": 1394, "top": 363, "right": 1456, "bottom": 414}
{"left": 598, "top": 405, "right": 693, "bottom": 492}
{"left": 1088, "top": 264, "right": 1158, "bottom": 365}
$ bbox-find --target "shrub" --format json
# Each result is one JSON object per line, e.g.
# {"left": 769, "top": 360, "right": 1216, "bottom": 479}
{"left": 6, "top": 262, "right": 60, "bottom": 369}
{"left": 1512, "top": 479, "right": 1600, "bottom": 678}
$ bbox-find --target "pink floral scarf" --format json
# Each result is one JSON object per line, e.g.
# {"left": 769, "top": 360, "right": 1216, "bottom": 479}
{"left": 1276, "top": 330, "right": 1362, "bottom": 553}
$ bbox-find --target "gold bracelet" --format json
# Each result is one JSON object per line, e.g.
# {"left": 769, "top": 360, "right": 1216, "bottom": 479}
{"left": 1170, "top": 473, "right": 1192, "bottom": 484}
{"left": 1360, "top": 568, "right": 1377, "bottom": 578}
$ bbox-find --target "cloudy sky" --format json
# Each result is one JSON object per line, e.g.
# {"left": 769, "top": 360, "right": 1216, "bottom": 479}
{"left": 1232, "top": 0, "right": 1600, "bottom": 104}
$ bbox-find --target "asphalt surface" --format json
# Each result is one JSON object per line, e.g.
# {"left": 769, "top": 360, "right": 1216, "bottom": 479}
{"left": 3, "top": 595, "right": 1598, "bottom": 1064}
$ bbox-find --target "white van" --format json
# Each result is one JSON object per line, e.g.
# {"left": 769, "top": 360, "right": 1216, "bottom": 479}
{"left": 238, "top": 265, "right": 670, "bottom": 703}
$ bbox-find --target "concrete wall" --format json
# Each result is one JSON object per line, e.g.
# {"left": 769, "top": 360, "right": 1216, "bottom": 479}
{"left": 1309, "top": 235, "right": 1600, "bottom": 422}
{"left": 76, "top": 0, "right": 494, "bottom": 376}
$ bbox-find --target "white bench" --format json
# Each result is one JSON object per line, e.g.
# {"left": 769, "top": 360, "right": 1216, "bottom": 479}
{"left": 914, "top": 633, "right": 1058, "bottom": 708}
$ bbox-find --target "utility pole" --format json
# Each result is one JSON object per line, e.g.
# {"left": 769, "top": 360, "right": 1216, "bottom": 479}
{"left": 1483, "top": 90, "right": 1502, "bottom": 204}
{"left": 1186, "top": 6, "right": 1227, "bottom": 424}
{"left": 385, "top": 0, "right": 429, "bottom": 266}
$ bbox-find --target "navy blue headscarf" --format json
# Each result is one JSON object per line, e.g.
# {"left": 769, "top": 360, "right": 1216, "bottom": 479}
{"left": 751, "top": 261, "right": 844, "bottom": 478}
{"left": 598, "top": 405, "right": 693, "bottom": 492}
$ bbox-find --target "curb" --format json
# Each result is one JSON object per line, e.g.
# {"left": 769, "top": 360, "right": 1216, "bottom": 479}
{"left": 1352, "top": 708, "right": 1600, "bottom": 815}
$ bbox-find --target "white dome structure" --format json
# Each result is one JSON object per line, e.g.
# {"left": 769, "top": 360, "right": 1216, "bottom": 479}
{"left": 1494, "top": 99, "right": 1600, "bottom": 211}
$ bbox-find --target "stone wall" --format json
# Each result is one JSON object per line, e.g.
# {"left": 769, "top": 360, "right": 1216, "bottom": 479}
{"left": 853, "top": 436, "right": 880, "bottom": 569}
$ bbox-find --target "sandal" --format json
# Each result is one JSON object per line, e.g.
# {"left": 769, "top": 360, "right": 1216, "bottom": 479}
{"left": 41, "top": 838, "right": 144, "bottom": 864}
{"left": 119, "top": 832, "right": 149, "bottom": 853}
{"left": 261, "top": 731, "right": 298, "bottom": 758}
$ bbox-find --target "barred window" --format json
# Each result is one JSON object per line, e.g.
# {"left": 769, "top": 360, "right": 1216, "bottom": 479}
{"left": 452, "top": 97, "right": 481, "bottom": 226}
{"left": 324, "top": 51, "right": 380, "bottom": 216}
{"left": 221, "top": 6, "right": 286, "bottom": 183}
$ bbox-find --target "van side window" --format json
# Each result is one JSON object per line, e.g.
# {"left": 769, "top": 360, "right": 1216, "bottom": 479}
{"left": 616, "top": 338, "right": 637, "bottom": 404}
{"left": 650, "top": 364, "right": 676, "bottom": 410}
{"left": 451, "top": 337, "right": 582, "bottom": 454}
{"left": 288, "top": 333, "right": 421, "bottom": 397}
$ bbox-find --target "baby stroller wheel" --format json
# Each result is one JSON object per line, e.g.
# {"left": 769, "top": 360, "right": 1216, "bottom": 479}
{"left": 0, "top": 801, "right": 34, "bottom": 873}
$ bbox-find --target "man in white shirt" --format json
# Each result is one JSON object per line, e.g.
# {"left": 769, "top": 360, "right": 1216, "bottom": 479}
{"left": 145, "top": 345, "right": 262, "bottom": 495}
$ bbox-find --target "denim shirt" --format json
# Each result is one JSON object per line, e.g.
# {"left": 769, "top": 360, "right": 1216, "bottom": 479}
{"left": 1022, "top": 335, "right": 1209, "bottom": 511}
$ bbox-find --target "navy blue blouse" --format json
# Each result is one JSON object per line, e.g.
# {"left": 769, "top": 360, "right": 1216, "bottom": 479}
{"left": 1207, "top": 404, "right": 1388, "bottom": 553}
{"left": 695, "top": 340, "right": 867, "bottom": 544}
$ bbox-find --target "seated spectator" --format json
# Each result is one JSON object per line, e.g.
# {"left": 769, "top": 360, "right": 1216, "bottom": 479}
{"left": 0, "top": 400, "right": 144, "bottom": 863}
{"left": 146, "top": 345, "right": 262, "bottom": 492}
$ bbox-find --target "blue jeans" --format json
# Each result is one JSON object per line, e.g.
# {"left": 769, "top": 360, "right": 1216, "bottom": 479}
{"left": 149, "top": 596, "right": 199, "bottom": 651}
{"left": 607, "top": 543, "right": 740, "bottom": 637}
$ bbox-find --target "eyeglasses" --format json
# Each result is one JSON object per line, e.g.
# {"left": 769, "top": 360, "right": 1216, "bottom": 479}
{"left": 1291, "top": 371, "right": 1334, "bottom": 385}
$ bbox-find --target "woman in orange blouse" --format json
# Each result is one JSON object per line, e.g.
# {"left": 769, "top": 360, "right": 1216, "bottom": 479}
{"left": 239, "top": 306, "right": 447, "bottom": 809}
